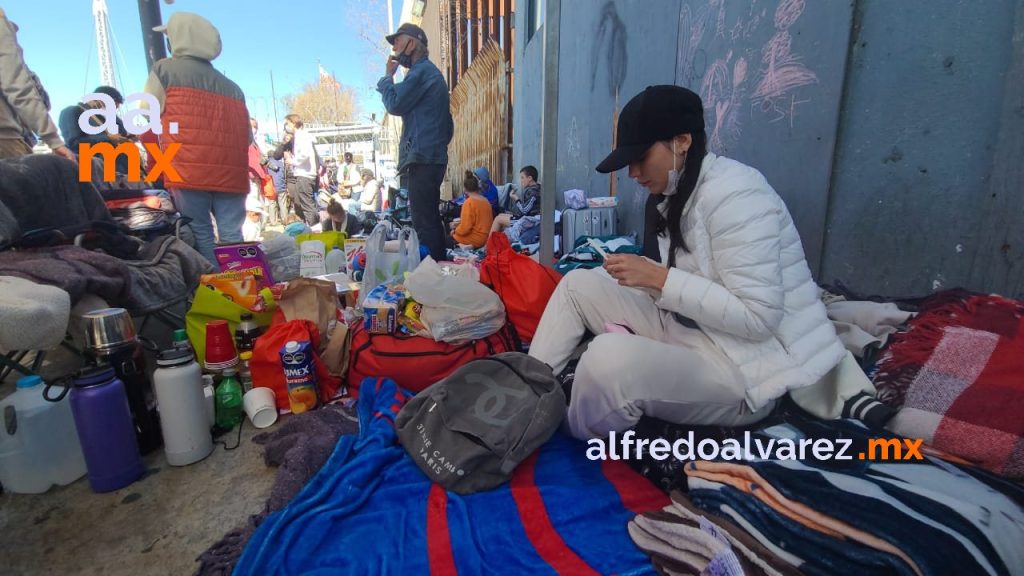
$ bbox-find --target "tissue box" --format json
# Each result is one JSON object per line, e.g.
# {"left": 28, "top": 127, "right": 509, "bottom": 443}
{"left": 563, "top": 189, "right": 587, "bottom": 210}
{"left": 587, "top": 196, "right": 618, "bottom": 208}
{"left": 214, "top": 243, "right": 274, "bottom": 288}
{"left": 362, "top": 282, "right": 406, "bottom": 334}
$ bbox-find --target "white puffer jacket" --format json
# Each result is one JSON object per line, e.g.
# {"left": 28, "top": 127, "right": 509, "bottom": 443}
{"left": 655, "top": 152, "right": 845, "bottom": 411}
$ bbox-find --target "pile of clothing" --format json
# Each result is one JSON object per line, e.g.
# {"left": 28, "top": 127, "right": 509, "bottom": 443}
{"left": 630, "top": 416, "right": 1024, "bottom": 576}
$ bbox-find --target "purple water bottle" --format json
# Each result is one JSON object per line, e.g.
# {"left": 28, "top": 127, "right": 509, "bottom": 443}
{"left": 69, "top": 365, "right": 144, "bottom": 492}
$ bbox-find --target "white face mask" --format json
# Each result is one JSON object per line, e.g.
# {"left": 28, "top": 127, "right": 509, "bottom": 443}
{"left": 663, "top": 140, "right": 682, "bottom": 196}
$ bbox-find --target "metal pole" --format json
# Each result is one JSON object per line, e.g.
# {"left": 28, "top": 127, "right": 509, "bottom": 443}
{"left": 372, "top": 114, "right": 378, "bottom": 179}
{"left": 137, "top": 0, "right": 166, "bottom": 71}
{"left": 270, "top": 70, "right": 280, "bottom": 140}
{"left": 538, "top": 0, "right": 561, "bottom": 267}
{"left": 387, "top": 0, "right": 395, "bottom": 34}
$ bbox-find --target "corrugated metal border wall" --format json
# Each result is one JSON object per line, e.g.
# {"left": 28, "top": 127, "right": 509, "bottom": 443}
{"left": 447, "top": 40, "right": 509, "bottom": 198}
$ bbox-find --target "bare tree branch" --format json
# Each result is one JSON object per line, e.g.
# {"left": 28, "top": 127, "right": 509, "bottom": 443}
{"left": 283, "top": 80, "right": 360, "bottom": 124}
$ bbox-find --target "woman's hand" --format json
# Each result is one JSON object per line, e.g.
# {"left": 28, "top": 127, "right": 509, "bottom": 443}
{"left": 603, "top": 254, "right": 669, "bottom": 290}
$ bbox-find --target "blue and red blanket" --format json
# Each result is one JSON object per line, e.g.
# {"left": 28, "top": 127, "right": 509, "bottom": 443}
{"left": 235, "top": 378, "right": 668, "bottom": 575}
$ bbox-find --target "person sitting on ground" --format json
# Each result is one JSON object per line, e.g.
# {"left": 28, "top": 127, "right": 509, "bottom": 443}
{"left": 455, "top": 166, "right": 500, "bottom": 213}
{"left": 58, "top": 86, "right": 134, "bottom": 174}
{"left": 491, "top": 165, "right": 543, "bottom": 244}
{"left": 322, "top": 198, "right": 362, "bottom": 237}
{"left": 350, "top": 168, "right": 380, "bottom": 215}
{"left": 450, "top": 170, "right": 493, "bottom": 249}
{"left": 528, "top": 85, "right": 848, "bottom": 440}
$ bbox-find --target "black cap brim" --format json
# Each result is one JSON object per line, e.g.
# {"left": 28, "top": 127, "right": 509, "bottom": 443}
{"left": 595, "top": 143, "right": 649, "bottom": 173}
{"left": 385, "top": 32, "right": 399, "bottom": 45}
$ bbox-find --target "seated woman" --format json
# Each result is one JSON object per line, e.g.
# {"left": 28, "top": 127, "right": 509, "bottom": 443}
{"left": 529, "top": 85, "right": 847, "bottom": 440}
{"left": 450, "top": 170, "right": 493, "bottom": 249}
{"left": 321, "top": 199, "right": 363, "bottom": 237}
{"left": 351, "top": 169, "right": 381, "bottom": 215}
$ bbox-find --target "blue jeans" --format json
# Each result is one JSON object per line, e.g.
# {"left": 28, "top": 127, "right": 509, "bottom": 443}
{"left": 403, "top": 163, "right": 447, "bottom": 262}
{"left": 171, "top": 189, "right": 246, "bottom": 266}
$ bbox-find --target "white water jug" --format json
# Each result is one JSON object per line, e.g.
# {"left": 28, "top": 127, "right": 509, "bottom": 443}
{"left": 0, "top": 376, "right": 87, "bottom": 493}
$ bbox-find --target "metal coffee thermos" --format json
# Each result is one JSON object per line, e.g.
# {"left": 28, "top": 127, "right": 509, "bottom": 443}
{"left": 81, "top": 308, "right": 163, "bottom": 455}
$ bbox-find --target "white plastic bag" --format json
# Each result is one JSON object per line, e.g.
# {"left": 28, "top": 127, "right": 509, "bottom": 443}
{"left": 406, "top": 257, "right": 505, "bottom": 343}
{"left": 261, "top": 233, "right": 300, "bottom": 282}
{"left": 361, "top": 223, "right": 421, "bottom": 304}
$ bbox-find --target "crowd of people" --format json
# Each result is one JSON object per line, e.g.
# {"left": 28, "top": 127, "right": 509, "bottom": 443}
{"left": 1, "top": 10, "right": 864, "bottom": 442}
{"left": 1, "top": 11, "right": 539, "bottom": 264}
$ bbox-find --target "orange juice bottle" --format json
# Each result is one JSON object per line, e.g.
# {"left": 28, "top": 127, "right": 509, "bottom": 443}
{"left": 280, "top": 340, "right": 319, "bottom": 414}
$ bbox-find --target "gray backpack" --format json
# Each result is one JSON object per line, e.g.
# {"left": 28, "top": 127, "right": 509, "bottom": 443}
{"left": 395, "top": 352, "right": 565, "bottom": 494}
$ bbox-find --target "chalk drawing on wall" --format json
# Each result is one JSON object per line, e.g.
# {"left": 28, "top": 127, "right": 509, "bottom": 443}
{"left": 751, "top": 0, "right": 818, "bottom": 126}
{"left": 676, "top": 1, "right": 713, "bottom": 88}
{"left": 702, "top": 53, "right": 749, "bottom": 153}
{"left": 677, "top": 0, "right": 819, "bottom": 153}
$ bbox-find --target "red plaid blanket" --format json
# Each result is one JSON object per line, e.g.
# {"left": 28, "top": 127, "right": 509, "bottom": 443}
{"left": 874, "top": 291, "right": 1024, "bottom": 478}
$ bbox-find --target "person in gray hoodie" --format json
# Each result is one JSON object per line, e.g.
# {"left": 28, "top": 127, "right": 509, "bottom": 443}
{"left": 0, "top": 9, "right": 74, "bottom": 161}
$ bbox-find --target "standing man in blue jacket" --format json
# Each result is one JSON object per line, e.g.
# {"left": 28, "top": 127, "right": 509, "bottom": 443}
{"left": 377, "top": 23, "right": 454, "bottom": 262}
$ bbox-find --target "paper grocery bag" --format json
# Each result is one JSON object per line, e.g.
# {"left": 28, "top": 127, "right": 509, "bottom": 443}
{"left": 278, "top": 278, "right": 338, "bottom": 343}
{"left": 321, "top": 322, "right": 352, "bottom": 379}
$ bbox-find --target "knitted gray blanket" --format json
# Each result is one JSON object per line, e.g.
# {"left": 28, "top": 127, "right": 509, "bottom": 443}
{"left": 0, "top": 245, "right": 131, "bottom": 305}
{"left": 194, "top": 403, "right": 359, "bottom": 576}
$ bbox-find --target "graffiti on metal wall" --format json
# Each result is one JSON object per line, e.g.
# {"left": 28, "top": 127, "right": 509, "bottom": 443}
{"left": 592, "top": 2, "right": 628, "bottom": 99}
{"left": 677, "top": 0, "right": 818, "bottom": 152}
{"left": 592, "top": 2, "right": 628, "bottom": 197}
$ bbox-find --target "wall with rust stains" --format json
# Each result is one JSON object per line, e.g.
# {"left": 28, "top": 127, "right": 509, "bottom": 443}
{"left": 513, "top": 0, "right": 1024, "bottom": 298}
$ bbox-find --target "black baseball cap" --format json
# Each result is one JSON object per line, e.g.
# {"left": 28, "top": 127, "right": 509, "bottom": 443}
{"left": 386, "top": 23, "right": 428, "bottom": 47}
{"left": 595, "top": 85, "right": 705, "bottom": 173}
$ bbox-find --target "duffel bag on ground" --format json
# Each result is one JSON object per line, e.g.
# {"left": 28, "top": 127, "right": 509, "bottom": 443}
{"left": 347, "top": 321, "right": 519, "bottom": 396}
{"left": 395, "top": 352, "right": 565, "bottom": 494}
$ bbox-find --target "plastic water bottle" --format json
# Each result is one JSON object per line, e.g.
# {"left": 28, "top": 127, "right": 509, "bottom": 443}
{"left": 215, "top": 368, "right": 243, "bottom": 430}
{"left": 238, "top": 351, "right": 254, "bottom": 394}
{"left": 0, "top": 376, "right": 87, "bottom": 494}
{"left": 202, "top": 375, "right": 216, "bottom": 428}
{"left": 153, "top": 348, "right": 213, "bottom": 466}
{"left": 172, "top": 328, "right": 193, "bottom": 356}
{"left": 69, "top": 365, "right": 144, "bottom": 493}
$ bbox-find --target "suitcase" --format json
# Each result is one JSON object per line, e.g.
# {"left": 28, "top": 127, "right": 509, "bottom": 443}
{"left": 561, "top": 207, "right": 617, "bottom": 249}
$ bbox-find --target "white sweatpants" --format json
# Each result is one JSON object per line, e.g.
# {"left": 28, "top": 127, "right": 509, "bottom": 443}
{"left": 529, "top": 268, "right": 774, "bottom": 439}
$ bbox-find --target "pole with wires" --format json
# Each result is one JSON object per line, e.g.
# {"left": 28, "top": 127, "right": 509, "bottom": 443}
{"left": 270, "top": 70, "right": 280, "bottom": 141}
{"left": 137, "top": 0, "right": 167, "bottom": 71}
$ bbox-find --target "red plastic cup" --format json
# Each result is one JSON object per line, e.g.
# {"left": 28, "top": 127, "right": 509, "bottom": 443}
{"left": 205, "top": 320, "right": 238, "bottom": 367}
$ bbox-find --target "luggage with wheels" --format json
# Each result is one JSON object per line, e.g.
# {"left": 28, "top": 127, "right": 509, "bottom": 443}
{"left": 561, "top": 207, "right": 617, "bottom": 249}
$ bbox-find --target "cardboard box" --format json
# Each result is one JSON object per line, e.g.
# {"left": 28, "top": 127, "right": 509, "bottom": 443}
{"left": 214, "top": 243, "right": 274, "bottom": 288}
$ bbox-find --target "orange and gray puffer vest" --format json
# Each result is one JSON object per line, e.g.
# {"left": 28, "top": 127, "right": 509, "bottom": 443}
{"left": 151, "top": 13, "right": 249, "bottom": 193}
